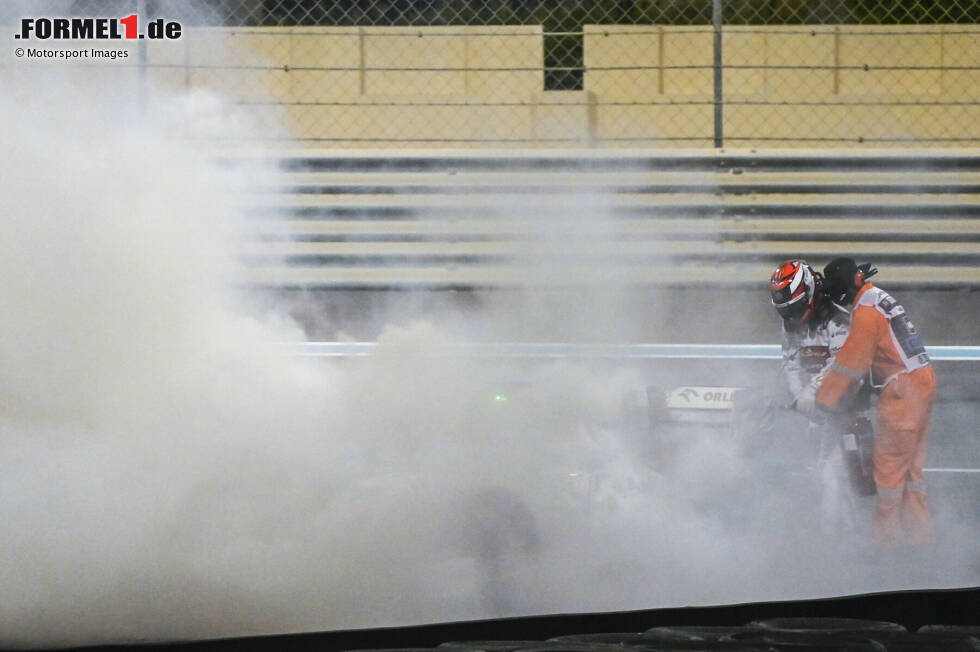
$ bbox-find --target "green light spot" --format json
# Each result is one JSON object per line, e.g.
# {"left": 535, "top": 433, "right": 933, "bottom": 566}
{"left": 493, "top": 394, "right": 508, "bottom": 402}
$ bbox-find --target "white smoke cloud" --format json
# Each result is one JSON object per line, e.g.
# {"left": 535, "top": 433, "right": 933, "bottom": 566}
{"left": 0, "top": 46, "right": 977, "bottom": 651}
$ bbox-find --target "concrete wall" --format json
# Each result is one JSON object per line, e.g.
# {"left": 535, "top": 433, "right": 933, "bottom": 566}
{"left": 584, "top": 25, "right": 980, "bottom": 146}
{"left": 136, "top": 24, "right": 979, "bottom": 147}
{"left": 144, "top": 26, "right": 546, "bottom": 144}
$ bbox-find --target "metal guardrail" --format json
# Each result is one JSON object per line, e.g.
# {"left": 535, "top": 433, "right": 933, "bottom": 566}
{"left": 296, "top": 342, "right": 980, "bottom": 360}
{"left": 241, "top": 149, "right": 980, "bottom": 289}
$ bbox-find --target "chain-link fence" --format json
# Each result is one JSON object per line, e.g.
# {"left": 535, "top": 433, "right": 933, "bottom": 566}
{"left": 11, "top": 0, "right": 980, "bottom": 147}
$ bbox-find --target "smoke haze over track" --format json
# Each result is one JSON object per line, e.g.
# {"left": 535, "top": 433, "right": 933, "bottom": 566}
{"left": 1, "top": 44, "right": 978, "bottom": 650}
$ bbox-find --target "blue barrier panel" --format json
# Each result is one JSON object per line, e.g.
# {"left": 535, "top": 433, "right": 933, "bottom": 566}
{"left": 296, "top": 342, "right": 980, "bottom": 361}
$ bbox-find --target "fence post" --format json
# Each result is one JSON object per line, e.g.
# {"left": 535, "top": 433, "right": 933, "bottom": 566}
{"left": 712, "top": 0, "right": 723, "bottom": 148}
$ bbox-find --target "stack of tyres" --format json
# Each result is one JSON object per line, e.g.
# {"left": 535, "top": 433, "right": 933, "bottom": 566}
{"left": 344, "top": 622, "right": 980, "bottom": 652}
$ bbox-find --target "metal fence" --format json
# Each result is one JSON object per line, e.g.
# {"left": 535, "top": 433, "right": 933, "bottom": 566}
{"left": 29, "top": 1, "right": 980, "bottom": 146}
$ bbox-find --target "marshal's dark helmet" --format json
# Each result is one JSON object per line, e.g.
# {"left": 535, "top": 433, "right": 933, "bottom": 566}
{"left": 823, "top": 257, "right": 878, "bottom": 306}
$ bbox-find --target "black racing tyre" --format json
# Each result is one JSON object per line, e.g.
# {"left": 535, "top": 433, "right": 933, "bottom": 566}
{"left": 547, "top": 633, "right": 650, "bottom": 645}
{"left": 918, "top": 625, "right": 980, "bottom": 638}
{"left": 727, "top": 629, "right": 887, "bottom": 651}
{"left": 515, "top": 645, "right": 648, "bottom": 652}
{"left": 864, "top": 630, "right": 980, "bottom": 651}
{"left": 640, "top": 626, "right": 773, "bottom": 649}
{"left": 520, "top": 646, "right": 765, "bottom": 652}
{"left": 440, "top": 642, "right": 546, "bottom": 652}
{"left": 344, "top": 649, "right": 480, "bottom": 652}
{"left": 746, "top": 618, "right": 906, "bottom": 633}
{"left": 642, "top": 625, "right": 754, "bottom": 644}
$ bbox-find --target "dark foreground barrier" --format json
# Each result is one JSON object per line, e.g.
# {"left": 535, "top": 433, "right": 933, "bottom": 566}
{"left": 44, "top": 587, "right": 980, "bottom": 652}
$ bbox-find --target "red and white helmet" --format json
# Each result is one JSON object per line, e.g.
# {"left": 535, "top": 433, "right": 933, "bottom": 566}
{"left": 769, "top": 260, "right": 820, "bottom": 324}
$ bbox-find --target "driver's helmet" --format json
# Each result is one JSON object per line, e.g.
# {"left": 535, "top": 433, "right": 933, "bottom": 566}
{"left": 769, "top": 260, "right": 820, "bottom": 324}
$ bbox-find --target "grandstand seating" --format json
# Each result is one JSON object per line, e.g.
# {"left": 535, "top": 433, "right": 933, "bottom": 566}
{"left": 240, "top": 149, "right": 980, "bottom": 289}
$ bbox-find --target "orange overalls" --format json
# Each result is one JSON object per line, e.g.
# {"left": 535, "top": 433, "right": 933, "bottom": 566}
{"left": 815, "top": 283, "right": 936, "bottom": 545}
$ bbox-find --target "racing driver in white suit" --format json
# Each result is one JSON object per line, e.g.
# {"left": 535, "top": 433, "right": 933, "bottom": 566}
{"left": 770, "top": 259, "right": 867, "bottom": 534}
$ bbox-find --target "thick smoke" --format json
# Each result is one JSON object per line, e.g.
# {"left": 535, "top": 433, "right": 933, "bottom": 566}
{"left": 1, "top": 36, "right": 978, "bottom": 652}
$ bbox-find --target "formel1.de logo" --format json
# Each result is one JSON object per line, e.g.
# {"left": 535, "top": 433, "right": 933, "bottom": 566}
{"left": 15, "top": 16, "right": 182, "bottom": 41}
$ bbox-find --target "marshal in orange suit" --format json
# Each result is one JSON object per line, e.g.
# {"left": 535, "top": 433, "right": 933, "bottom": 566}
{"left": 814, "top": 258, "right": 936, "bottom": 546}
